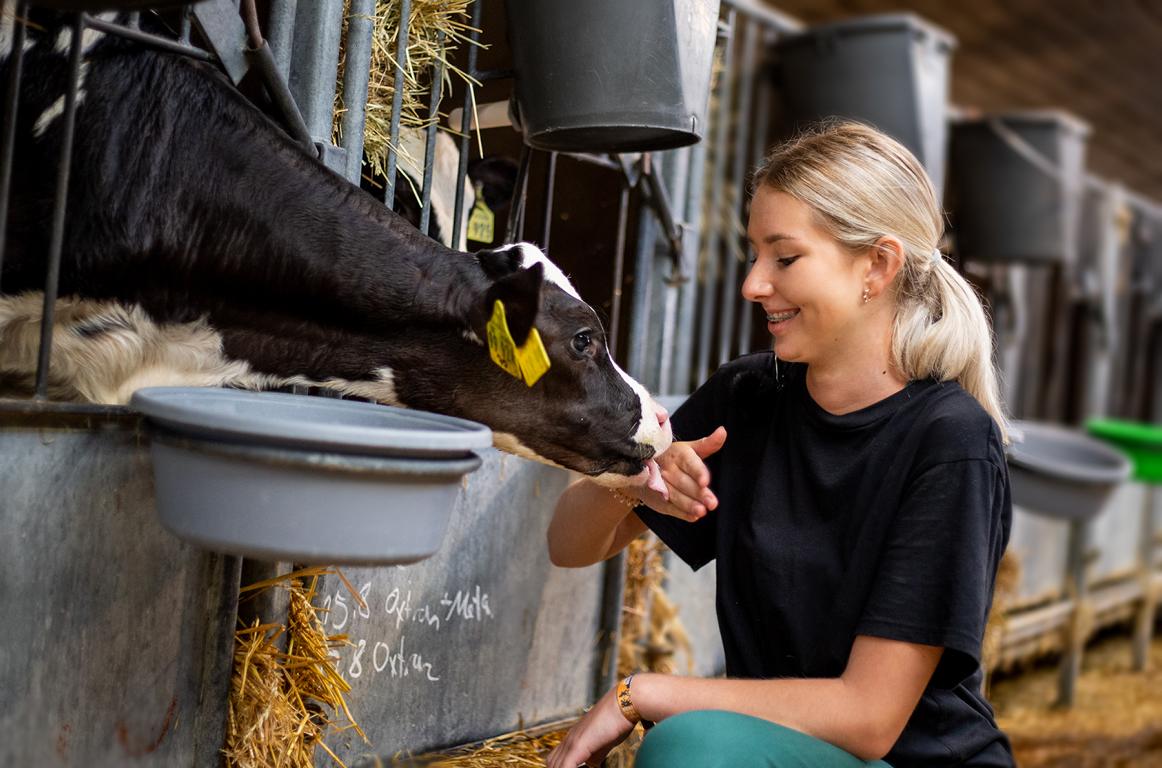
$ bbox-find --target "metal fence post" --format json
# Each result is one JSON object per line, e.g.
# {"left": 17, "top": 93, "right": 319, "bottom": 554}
{"left": 339, "top": 0, "right": 376, "bottom": 184}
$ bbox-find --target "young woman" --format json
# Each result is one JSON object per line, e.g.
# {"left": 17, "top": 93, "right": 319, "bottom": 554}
{"left": 545, "top": 122, "right": 1014, "bottom": 768}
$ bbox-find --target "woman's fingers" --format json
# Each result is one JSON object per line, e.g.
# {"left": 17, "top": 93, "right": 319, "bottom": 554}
{"left": 690, "top": 426, "right": 727, "bottom": 459}
{"left": 660, "top": 488, "right": 706, "bottom": 521}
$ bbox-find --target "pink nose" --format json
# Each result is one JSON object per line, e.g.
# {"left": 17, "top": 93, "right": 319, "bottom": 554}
{"left": 656, "top": 406, "right": 669, "bottom": 427}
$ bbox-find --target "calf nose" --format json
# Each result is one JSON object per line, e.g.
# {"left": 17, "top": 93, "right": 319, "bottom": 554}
{"left": 656, "top": 405, "right": 669, "bottom": 428}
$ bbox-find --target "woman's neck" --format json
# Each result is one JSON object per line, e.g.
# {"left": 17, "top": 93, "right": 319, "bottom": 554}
{"left": 803, "top": 318, "right": 908, "bottom": 415}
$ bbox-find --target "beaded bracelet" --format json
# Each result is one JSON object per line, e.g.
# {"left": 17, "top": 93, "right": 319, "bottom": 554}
{"left": 615, "top": 673, "right": 655, "bottom": 730}
{"left": 607, "top": 487, "right": 640, "bottom": 509}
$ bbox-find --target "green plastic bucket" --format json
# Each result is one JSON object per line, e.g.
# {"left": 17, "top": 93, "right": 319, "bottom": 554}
{"left": 1086, "top": 419, "right": 1162, "bottom": 484}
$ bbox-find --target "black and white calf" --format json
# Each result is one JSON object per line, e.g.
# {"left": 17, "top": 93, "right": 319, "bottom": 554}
{"left": 0, "top": 10, "right": 672, "bottom": 487}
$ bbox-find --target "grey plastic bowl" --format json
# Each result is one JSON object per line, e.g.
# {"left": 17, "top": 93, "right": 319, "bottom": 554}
{"left": 130, "top": 388, "right": 493, "bottom": 564}
{"left": 1006, "top": 420, "right": 1132, "bottom": 521}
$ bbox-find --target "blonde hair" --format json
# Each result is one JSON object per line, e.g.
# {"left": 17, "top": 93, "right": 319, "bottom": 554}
{"left": 752, "top": 121, "right": 1009, "bottom": 440}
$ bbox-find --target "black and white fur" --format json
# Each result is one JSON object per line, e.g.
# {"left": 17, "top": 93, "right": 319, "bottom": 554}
{"left": 0, "top": 9, "right": 672, "bottom": 484}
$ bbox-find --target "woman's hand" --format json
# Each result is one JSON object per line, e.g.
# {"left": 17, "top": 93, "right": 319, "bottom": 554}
{"left": 639, "top": 426, "right": 726, "bottom": 523}
{"left": 546, "top": 686, "right": 636, "bottom": 768}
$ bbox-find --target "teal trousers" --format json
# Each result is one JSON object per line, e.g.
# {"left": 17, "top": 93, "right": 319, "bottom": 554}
{"left": 634, "top": 710, "right": 893, "bottom": 768}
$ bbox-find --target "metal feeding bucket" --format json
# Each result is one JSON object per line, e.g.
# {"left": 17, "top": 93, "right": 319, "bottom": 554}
{"left": 1006, "top": 420, "right": 1132, "bottom": 521}
{"left": 131, "top": 388, "right": 493, "bottom": 565}
{"left": 950, "top": 110, "right": 1091, "bottom": 265}
{"left": 773, "top": 13, "right": 956, "bottom": 198}
{"left": 504, "top": 0, "right": 721, "bottom": 152}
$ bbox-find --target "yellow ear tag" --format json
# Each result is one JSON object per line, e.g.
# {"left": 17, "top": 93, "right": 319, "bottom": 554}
{"left": 467, "top": 183, "right": 495, "bottom": 243}
{"left": 486, "top": 300, "right": 552, "bottom": 387}
{"left": 515, "top": 327, "right": 551, "bottom": 387}
{"left": 486, "top": 300, "right": 522, "bottom": 380}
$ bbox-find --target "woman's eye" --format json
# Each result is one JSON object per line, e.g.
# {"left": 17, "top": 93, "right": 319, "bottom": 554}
{"left": 571, "top": 332, "right": 592, "bottom": 355}
{"left": 777, "top": 255, "right": 801, "bottom": 268}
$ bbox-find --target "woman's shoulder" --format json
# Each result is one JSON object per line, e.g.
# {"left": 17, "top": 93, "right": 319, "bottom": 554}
{"left": 905, "top": 379, "right": 1006, "bottom": 470}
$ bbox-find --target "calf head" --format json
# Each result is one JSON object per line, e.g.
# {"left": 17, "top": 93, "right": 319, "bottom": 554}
{"left": 457, "top": 243, "right": 673, "bottom": 486}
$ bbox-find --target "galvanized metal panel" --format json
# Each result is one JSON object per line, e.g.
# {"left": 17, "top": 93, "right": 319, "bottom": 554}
{"left": 0, "top": 404, "right": 240, "bottom": 768}
{"left": 1007, "top": 505, "right": 1071, "bottom": 608}
{"left": 311, "top": 451, "right": 603, "bottom": 763}
{"left": 1090, "top": 481, "right": 1149, "bottom": 584}
{"left": 662, "top": 554, "right": 725, "bottom": 677}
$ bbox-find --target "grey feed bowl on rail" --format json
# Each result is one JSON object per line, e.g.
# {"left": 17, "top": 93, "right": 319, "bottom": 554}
{"left": 1006, "top": 420, "right": 1132, "bottom": 521}
{"left": 130, "top": 388, "right": 493, "bottom": 565}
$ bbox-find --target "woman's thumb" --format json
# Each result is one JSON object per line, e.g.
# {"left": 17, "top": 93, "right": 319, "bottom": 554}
{"left": 691, "top": 426, "right": 727, "bottom": 458}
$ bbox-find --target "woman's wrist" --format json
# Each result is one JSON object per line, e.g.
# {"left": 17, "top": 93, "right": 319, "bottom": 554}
{"left": 618, "top": 672, "right": 663, "bottom": 726}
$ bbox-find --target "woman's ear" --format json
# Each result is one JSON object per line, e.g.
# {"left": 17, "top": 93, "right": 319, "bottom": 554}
{"left": 866, "top": 236, "right": 907, "bottom": 300}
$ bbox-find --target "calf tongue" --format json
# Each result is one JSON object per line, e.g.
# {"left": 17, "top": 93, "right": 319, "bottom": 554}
{"left": 645, "top": 458, "right": 668, "bottom": 501}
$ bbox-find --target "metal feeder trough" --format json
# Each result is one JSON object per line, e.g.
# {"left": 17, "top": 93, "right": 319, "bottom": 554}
{"left": 130, "top": 388, "right": 493, "bottom": 565}
{"left": 1006, "top": 420, "right": 1132, "bottom": 521}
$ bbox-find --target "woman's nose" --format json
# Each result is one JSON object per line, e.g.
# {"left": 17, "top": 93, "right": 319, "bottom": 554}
{"left": 741, "top": 264, "right": 772, "bottom": 303}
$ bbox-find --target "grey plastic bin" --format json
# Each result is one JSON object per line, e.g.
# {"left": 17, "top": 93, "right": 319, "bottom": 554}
{"left": 774, "top": 13, "right": 956, "bottom": 197}
{"left": 131, "top": 388, "right": 493, "bottom": 565}
{"left": 950, "top": 110, "right": 1090, "bottom": 265}
{"left": 504, "top": 0, "right": 721, "bottom": 152}
{"left": 1006, "top": 420, "right": 1132, "bottom": 521}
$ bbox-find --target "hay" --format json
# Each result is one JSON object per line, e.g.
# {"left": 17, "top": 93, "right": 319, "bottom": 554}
{"left": 224, "top": 567, "right": 366, "bottom": 768}
{"left": 993, "top": 629, "right": 1162, "bottom": 766}
{"left": 391, "top": 724, "right": 568, "bottom": 767}
{"left": 333, "top": 0, "right": 482, "bottom": 184}
{"left": 618, "top": 534, "right": 693, "bottom": 679}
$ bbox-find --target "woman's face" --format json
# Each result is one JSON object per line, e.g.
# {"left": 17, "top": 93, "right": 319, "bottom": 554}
{"left": 742, "top": 187, "right": 869, "bottom": 366}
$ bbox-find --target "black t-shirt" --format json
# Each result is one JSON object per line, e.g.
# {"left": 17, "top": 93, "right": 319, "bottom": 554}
{"left": 636, "top": 353, "right": 1014, "bottom": 767}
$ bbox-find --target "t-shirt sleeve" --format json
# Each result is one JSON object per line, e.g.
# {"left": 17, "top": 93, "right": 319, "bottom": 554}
{"left": 632, "top": 371, "right": 728, "bottom": 571}
{"left": 856, "top": 458, "right": 1010, "bottom": 687}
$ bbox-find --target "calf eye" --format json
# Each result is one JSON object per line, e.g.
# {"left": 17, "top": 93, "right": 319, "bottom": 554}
{"left": 571, "top": 332, "right": 592, "bottom": 355}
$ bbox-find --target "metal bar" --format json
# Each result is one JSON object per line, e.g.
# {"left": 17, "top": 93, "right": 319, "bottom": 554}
{"left": 592, "top": 550, "right": 626, "bottom": 701}
{"left": 505, "top": 143, "right": 531, "bottom": 244}
{"left": 419, "top": 31, "right": 447, "bottom": 237}
{"left": 245, "top": 41, "right": 314, "bottom": 153}
{"left": 1133, "top": 488, "right": 1158, "bottom": 671}
{"left": 179, "top": 4, "right": 192, "bottom": 45}
{"left": 541, "top": 151, "right": 557, "bottom": 250}
{"left": 738, "top": 32, "right": 774, "bottom": 356}
{"left": 0, "top": 0, "right": 29, "bottom": 292}
{"left": 716, "top": 18, "right": 758, "bottom": 366}
{"left": 339, "top": 0, "right": 376, "bottom": 184}
{"left": 1056, "top": 519, "right": 1090, "bottom": 708}
{"left": 563, "top": 152, "right": 622, "bottom": 172}
{"left": 695, "top": 9, "right": 735, "bottom": 383}
{"left": 382, "top": 0, "right": 412, "bottom": 203}
{"left": 266, "top": 0, "right": 297, "bottom": 78}
{"left": 451, "top": 0, "right": 483, "bottom": 249}
{"left": 608, "top": 184, "right": 631, "bottom": 359}
{"left": 35, "top": 15, "right": 85, "bottom": 399}
{"left": 287, "top": 0, "right": 344, "bottom": 141}
{"left": 658, "top": 147, "right": 692, "bottom": 395}
{"left": 721, "top": 0, "right": 803, "bottom": 33}
{"left": 628, "top": 155, "right": 659, "bottom": 380}
{"left": 672, "top": 136, "right": 709, "bottom": 394}
{"left": 84, "top": 16, "right": 215, "bottom": 62}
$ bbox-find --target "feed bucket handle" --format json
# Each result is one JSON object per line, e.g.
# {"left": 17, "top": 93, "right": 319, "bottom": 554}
{"left": 986, "top": 118, "right": 1070, "bottom": 188}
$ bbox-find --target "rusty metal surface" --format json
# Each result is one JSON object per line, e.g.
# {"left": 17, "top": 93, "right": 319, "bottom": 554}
{"left": 0, "top": 405, "right": 240, "bottom": 767}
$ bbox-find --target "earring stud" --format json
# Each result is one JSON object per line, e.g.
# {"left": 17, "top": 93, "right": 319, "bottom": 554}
{"left": 862, "top": 286, "right": 871, "bottom": 304}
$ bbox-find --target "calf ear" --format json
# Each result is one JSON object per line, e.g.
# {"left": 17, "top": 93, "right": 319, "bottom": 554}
{"left": 476, "top": 247, "right": 523, "bottom": 279}
{"left": 485, "top": 262, "right": 543, "bottom": 346}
